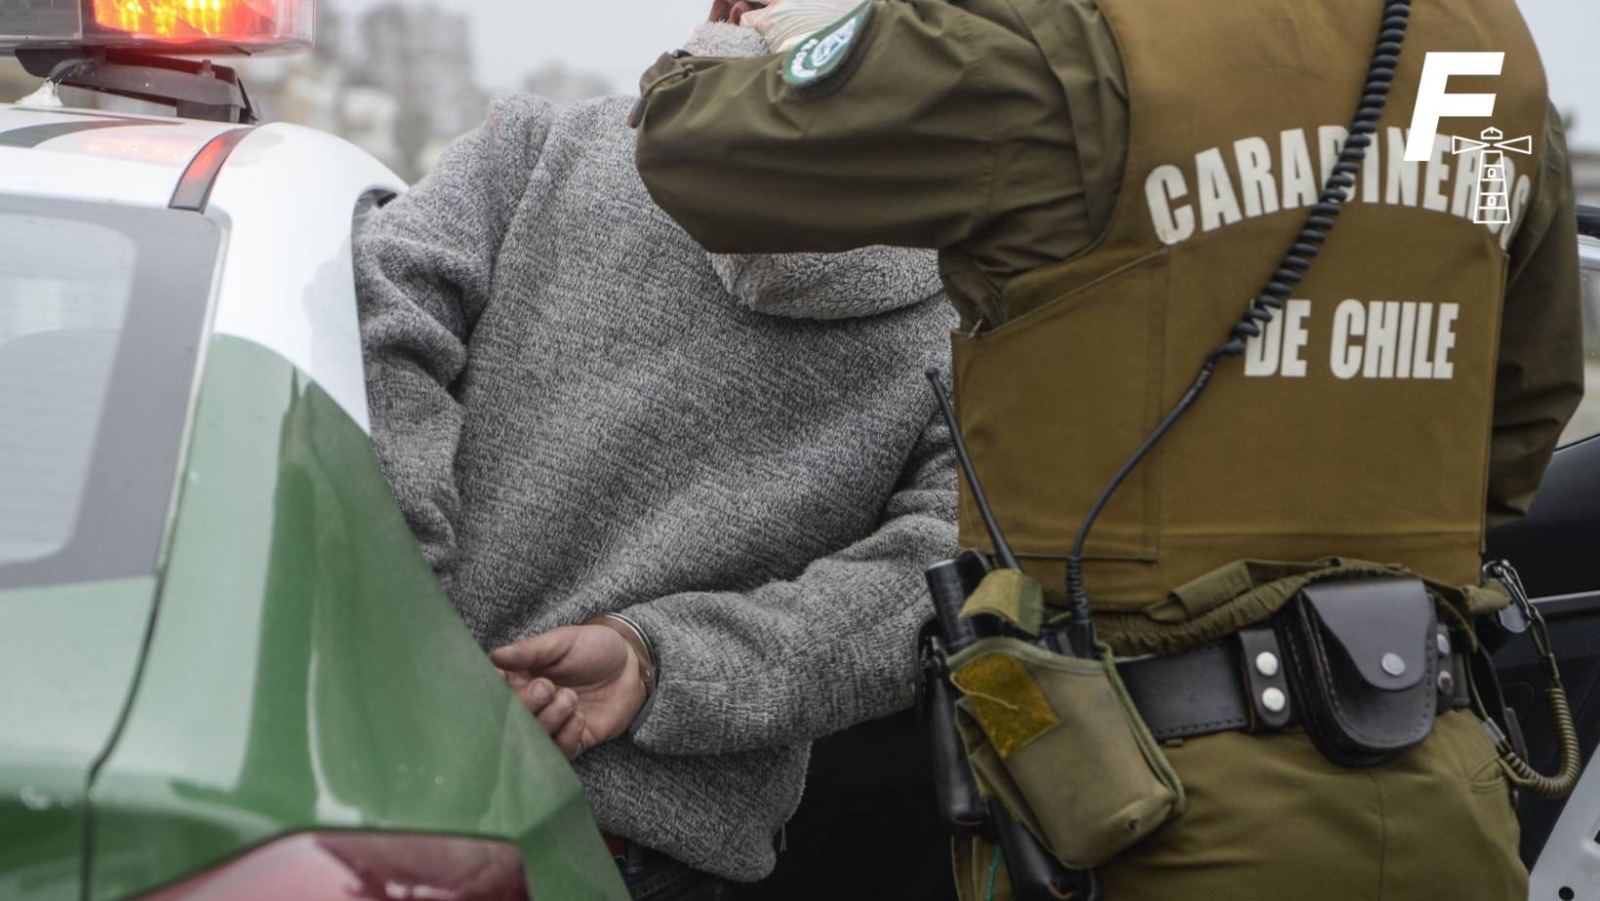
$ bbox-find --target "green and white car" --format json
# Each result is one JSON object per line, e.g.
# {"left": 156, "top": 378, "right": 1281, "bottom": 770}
{"left": 0, "top": 3, "right": 628, "bottom": 899}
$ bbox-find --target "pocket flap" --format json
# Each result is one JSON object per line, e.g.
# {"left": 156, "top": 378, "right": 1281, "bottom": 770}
{"left": 1299, "top": 576, "right": 1433, "bottom": 692}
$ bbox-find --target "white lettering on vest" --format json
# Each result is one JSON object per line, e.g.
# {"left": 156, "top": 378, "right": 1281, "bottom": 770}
{"left": 1411, "top": 303, "right": 1435, "bottom": 378}
{"left": 1386, "top": 127, "right": 1420, "bottom": 207}
{"left": 1364, "top": 300, "right": 1401, "bottom": 378}
{"left": 1330, "top": 299, "right": 1365, "bottom": 380}
{"left": 1280, "top": 129, "right": 1319, "bottom": 211}
{"left": 1325, "top": 300, "right": 1459, "bottom": 381}
{"left": 1196, "top": 147, "right": 1244, "bottom": 232}
{"left": 1281, "top": 299, "right": 1310, "bottom": 377}
{"left": 1143, "top": 125, "right": 1526, "bottom": 245}
{"left": 1244, "top": 309, "right": 1284, "bottom": 376}
{"left": 1451, "top": 148, "right": 1481, "bottom": 219}
{"left": 1244, "top": 299, "right": 1312, "bottom": 378}
{"left": 1145, "top": 164, "right": 1195, "bottom": 245}
{"left": 1317, "top": 126, "right": 1348, "bottom": 187}
{"left": 1422, "top": 134, "right": 1453, "bottom": 213}
{"left": 1234, "top": 137, "right": 1280, "bottom": 218}
{"left": 1434, "top": 303, "right": 1459, "bottom": 378}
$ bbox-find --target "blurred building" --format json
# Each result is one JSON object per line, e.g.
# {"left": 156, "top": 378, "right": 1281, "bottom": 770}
{"left": 523, "top": 63, "right": 613, "bottom": 106}
{"left": 355, "top": 3, "right": 486, "bottom": 176}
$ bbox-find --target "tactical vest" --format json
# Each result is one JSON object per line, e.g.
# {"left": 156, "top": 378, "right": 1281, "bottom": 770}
{"left": 951, "top": 0, "right": 1550, "bottom": 613}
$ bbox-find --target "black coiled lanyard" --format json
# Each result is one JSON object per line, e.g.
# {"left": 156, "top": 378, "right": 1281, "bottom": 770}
{"left": 1061, "top": 0, "right": 1417, "bottom": 643}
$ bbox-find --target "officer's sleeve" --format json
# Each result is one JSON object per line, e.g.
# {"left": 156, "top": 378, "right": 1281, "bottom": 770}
{"left": 632, "top": 0, "right": 1066, "bottom": 254}
{"left": 1486, "top": 105, "right": 1585, "bottom": 529}
{"left": 355, "top": 93, "right": 552, "bottom": 588}
{"left": 619, "top": 404, "right": 957, "bottom": 755}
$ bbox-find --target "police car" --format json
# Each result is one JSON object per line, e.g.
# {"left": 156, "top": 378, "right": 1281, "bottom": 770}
{"left": 2, "top": 2, "right": 1600, "bottom": 900}
{"left": 0, "top": 2, "right": 628, "bottom": 899}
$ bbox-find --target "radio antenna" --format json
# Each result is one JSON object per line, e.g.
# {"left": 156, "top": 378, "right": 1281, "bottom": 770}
{"left": 925, "top": 368, "right": 1020, "bottom": 572}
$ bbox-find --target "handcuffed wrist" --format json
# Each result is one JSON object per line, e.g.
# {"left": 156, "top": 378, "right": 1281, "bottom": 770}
{"left": 592, "top": 612, "right": 658, "bottom": 696}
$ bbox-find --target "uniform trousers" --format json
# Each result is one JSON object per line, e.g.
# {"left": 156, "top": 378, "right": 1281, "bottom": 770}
{"left": 958, "top": 710, "right": 1525, "bottom": 900}
{"left": 1102, "top": 710, "right": 1526, "bottom": 899}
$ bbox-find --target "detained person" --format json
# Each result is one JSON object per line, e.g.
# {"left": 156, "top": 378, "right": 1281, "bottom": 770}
{"left": 353, "top": 16, "right": 959, "bottom": 900}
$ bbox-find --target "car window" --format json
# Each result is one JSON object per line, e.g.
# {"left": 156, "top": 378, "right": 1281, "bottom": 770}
{"left": 1560, "top": 235, "right": 1600, "bottom": 446}
{"left": 0, "top": 217, "right": 136, "bottom": 567}
{"left": 0, "top": 197, "right": 219, "bottom": 590}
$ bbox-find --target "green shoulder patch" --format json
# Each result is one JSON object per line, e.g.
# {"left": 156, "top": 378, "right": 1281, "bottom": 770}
{"left": 782, "top": 0, "right": 874, "bottom": 89}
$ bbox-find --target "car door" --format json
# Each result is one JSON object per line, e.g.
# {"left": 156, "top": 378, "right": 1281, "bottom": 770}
{"left": 1486, "top": 204, "right": 1600, "bottom": 897}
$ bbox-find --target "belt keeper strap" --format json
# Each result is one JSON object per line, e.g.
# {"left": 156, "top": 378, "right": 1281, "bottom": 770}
{"left": 1237, "top": 626, "right": 1293, "bottom": 731}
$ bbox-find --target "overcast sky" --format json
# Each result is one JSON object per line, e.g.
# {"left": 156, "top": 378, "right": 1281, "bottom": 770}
{"left": 335, "top": 0, "right": 1599, "bottom": 148}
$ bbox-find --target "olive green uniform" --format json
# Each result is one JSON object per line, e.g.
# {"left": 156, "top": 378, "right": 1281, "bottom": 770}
{"left": 633, "top": 0, "right": 1584, "bottom": 896}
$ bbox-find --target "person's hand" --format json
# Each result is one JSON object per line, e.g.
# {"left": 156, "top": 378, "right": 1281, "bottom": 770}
{"left": 739, "top": 0, "right": 862, "bottom": 52}
{"left": 490, "top": 624, "right": 647, "bottom": 760}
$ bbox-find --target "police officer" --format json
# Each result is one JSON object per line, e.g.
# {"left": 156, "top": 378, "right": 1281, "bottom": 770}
{"left": 631, "top": 0, "right": 1585, "bottom": 897}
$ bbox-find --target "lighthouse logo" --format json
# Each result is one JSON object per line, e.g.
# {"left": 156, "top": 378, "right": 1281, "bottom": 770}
{"left": 1447, "top": 127, "right": 1533, "bottom": 224}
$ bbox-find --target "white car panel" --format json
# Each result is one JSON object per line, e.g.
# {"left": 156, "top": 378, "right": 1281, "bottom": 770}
{"left": 205, "top": 121, "right": 405, "bottom": 434}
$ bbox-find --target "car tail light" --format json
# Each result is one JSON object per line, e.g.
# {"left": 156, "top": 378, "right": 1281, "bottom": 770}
{"left": 139, "top": 831, "right": 532, "bottom": 900}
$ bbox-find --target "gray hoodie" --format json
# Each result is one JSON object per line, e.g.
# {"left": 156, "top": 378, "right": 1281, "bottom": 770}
{"left": 355, "top": 24, "right": 959, "bottom": 882}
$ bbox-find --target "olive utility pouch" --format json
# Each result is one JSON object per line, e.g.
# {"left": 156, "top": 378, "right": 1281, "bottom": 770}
{"left": 948, "top": 637, "right": 1184, "bottom": 870}
{"left": 1276, "top": 576, "right": 1440, "bottom": 767}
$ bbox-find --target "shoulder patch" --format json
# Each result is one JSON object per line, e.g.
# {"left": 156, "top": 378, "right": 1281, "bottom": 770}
{"left": 782, "top": 1, "right": 874, "bottom": 88}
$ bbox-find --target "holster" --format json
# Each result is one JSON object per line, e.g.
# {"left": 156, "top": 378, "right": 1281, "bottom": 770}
{"left": 1275, "top": 576, "right": 1440, "bottom": 767}
{"left": 948, "top": 635, "right": 1184, "bottom": 870}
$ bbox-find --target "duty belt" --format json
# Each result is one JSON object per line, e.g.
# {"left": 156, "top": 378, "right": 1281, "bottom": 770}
{"left": 1117, "top": 625, "right": 1474, "bottom": 743}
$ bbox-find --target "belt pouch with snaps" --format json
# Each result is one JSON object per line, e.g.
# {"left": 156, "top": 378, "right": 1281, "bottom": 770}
{"left": 948, "top": 634, "right": 1184, "bottom": 869}
{"left": 1278, "top": 575, "right": 1439, "bottom": 767}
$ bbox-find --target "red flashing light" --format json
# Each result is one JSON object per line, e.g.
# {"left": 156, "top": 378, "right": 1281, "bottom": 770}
{"left": 138, "top": 831, "right": 533, "bottom": 901}
{"left": 85, "top": 0, "right": 313, "bottom": 52}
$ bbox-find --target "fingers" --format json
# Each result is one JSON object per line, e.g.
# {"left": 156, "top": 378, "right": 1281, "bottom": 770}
{"left": 708, "top": 0, "right": 732, "bottom": 22}
{"left": 499, "top": 667, "right": 531, "bottom": 692}
{"left": 508, "top": 676, "right": 585, "bottom": 755}
{"left": 552, "top": 710, "right": 589, "bottom": 760}
{"left": 534, "top": 684, "right": 579, "bottom": 734}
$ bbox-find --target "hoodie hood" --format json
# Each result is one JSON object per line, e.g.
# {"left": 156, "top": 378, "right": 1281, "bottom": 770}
{"left": 709, "top": 247, "right": 945, "bottom": 320}
{"left": 676, "top": 24, "right": 946, "bottom": 321}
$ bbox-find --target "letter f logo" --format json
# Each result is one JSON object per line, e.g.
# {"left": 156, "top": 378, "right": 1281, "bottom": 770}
{"left": 1405, "top": 52, "right": 1504, "bottom": 162}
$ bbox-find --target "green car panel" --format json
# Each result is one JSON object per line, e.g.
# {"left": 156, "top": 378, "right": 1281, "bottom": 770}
{"left": 0, "top": 578, "right": 156, "bottom": 901}
{"left": 84, "top": 337, "right": 627, "bottom": 900}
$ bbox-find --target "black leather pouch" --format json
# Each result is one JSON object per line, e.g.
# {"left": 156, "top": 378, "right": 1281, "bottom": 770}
{"left": 1276, "top": 576, "right": 1439, "bottom": 767}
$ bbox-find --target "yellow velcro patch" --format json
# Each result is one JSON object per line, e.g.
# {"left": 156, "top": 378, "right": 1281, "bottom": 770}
{"left": 951, "top": 653, "right": 1060, "bottom": 759}
{"left": 959, "top": 569, "right": 1045, "bottom": 636}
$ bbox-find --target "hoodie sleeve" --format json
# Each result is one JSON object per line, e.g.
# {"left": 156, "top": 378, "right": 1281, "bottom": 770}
{"left": 356, "top": 93, "right": 553, "bottom": 586}
{"left": 621, "top": 405, "right": 957, "bottom": 755}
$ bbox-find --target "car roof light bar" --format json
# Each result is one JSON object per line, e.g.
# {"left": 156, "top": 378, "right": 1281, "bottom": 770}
{"left": 17, "top": 49, "right": 257, "bottom": 123}
{"left": 1, "top": 0, "right": 312, "bottom": 57}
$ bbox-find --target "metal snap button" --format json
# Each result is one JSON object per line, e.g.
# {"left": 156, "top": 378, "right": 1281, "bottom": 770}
{"left": 1437, "top": 670, "right": 1455, "bottom": 695}
{"left": 1436, "top": 633, "right": 1451, "bottom": 656}
{"left": 1255, "top": 651, "right": 1280, "bottom": 678}
{"left": 1381, "top": 653, "right": 1406, "bottom": 677}
{"left": 1261, "top": 687, "right": 1287, "bottom": 713}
